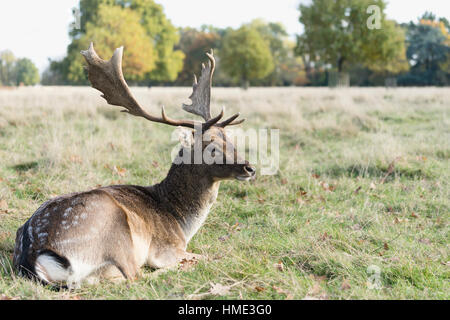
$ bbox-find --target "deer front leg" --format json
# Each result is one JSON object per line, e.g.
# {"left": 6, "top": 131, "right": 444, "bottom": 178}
{"left": 148, "top": 244, "right": 205, "bottom": 269}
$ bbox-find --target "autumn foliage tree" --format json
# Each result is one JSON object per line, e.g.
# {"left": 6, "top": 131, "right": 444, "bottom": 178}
{"left": 53, "top": 0, "right": 183, "bottom": 84}
{"left": 176, "top": 28, "right": 221, "bottom": 85}
{"left": 65, "top": 4, "right": 156, "bottom": 83}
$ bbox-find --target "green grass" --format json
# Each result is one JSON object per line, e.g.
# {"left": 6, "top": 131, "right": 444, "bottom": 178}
{"left": 0, "top": 87, "right": 448, "bottom": 299}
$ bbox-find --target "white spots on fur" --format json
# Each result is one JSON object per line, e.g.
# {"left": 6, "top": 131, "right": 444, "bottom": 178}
{"left": 80, "top": 212, "right": 88, "bottom": 220}
{"left": 38, "top": 232, "right": 48, "bottom": 239}
{"left": 63, "top": 207, "right": 73, "bottom": 218}
{"left": 38, "top": 232, "right": 48, "bottom": 244}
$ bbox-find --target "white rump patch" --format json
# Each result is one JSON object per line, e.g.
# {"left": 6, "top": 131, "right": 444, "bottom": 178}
{"left": 35, "top": 254, "right": 70, "bottom": 283}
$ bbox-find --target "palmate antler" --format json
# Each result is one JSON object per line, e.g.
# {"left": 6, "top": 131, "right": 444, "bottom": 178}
{"left": 81, "top": 43, "right": 244, "bottom": 130}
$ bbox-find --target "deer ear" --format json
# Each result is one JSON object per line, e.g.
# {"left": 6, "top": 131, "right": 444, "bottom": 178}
{"left": 176, "top": 127, "right": 195, "bottom": 147}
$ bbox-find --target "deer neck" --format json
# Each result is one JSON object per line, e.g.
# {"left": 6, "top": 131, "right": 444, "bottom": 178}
{"left": 155, "top": 163, "right": 220, "bottom": 242}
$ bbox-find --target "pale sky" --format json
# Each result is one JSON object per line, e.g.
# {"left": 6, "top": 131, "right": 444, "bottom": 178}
{"left": 0, "top": 0, "right": 448, "bottom": 73}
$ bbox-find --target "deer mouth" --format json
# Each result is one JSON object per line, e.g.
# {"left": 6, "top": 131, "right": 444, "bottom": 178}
{"left": 236, "top": 175, "right": 253, "bottom": 181}
{"left": 236, "top": 165, "right": 256, "bottom": 181}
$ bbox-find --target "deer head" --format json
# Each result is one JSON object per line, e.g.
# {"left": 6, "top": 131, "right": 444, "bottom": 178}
{"left": 81, "top": 43, "right": 256, "bottom": 182}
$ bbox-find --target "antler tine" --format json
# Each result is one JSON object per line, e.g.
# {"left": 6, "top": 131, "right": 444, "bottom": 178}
{"left": 182, "top": 49, "right": 216, "bottom": 121}
{"left": 81, "top": 43, "right": 198, "bottom": 129}
{"left": 217, "top": 113, "right": 246, "bottom": 127}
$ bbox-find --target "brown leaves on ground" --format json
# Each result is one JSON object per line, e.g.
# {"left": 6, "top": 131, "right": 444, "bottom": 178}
{"left": 113, "top": 165, "right": 127, "bottom": 177}
{"left": 0, "top": 294, "right": 20, "bottom": 300}
{"left": 380, "top": 157, "right": 401, "bottom": 184}
{"left": 104, "top": 164, "right": 127, "bottom": 177}
{"left": 319, "top": 181, "right": 336, "bottom": 192}
{"left": 273, "top": 261, "right": 284, "bottom": 272}
{"left": 188, "top": 282, "right": 234, "bottom": 299}
{"left": 0, "top": 199, "right": 8, "bottom": 211}
{"left": 254, "top": 286, "right": 265, "bottom": 292}
{"left": 179, "top": 257, "right": 199, "bottom": 271}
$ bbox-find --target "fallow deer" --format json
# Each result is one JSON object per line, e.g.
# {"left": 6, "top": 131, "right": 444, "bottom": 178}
{"left": 13, "top": 43, "right": 255, "bottom": 288}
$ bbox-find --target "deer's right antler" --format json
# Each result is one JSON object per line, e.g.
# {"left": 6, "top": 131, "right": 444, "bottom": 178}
{"left": 81, "top": 43, "right": 243, "bottom": 130}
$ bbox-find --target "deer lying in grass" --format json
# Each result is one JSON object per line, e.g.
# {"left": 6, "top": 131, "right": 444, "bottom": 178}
{"left": 13, "top": 43, "right": 255, "bottom": 288}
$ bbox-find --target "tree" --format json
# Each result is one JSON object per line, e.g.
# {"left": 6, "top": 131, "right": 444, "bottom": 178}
{"left": 397, "top": 14, "right": 450, "bottom": 86}
{"left": 55, "top": 0, "right": 183, "bottom": 84}
{"left": 176, "top": 27, "right": 221, "bottom": 85}
{"left": 220, "top": 25, "right": 274, "bottom": 88}
{"left": 247, "top": 19, "right": 307, "bottom": 86}
{"left": 296, "top": 0, "right": 408, "bottom": 77}
{"left": 14, "top": 58, "right": 40, "bottom": 86}
{"left": 66, "top": 4, "right": 156, "bottom": 84}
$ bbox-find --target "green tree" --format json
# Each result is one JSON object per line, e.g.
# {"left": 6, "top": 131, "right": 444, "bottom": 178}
{"left": 220, "top": 25, "right": 274, "bottom": 88}
{"left": 296, "top": 0, "right": 408, "bottom": 76}
{"left": 247, "top": 20, "right": 306, "bottom": 86}
{"left": 14, "top": 58, "right": 40, "bottom": 86}
{"left": 398, "top": 13, "right": 450, "bottom": 85}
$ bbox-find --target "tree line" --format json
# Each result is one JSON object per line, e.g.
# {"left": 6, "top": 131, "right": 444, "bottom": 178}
{"left": 1, "top": 0, "right": 448, "bottom": 87}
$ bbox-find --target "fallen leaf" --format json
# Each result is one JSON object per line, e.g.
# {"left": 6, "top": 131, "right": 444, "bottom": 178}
{"left": 273, "top": 261, "right": 284, "bottom": 272}
{"left": 0, "top": 294, "right": 19, "bottom": 300}
{"left": 384, "top": 242, "right": 389, "bottom": 250}
{"left": 179, "top": 257, "right": 199, "bottom": 271}
{"left": 113, "top": 165, "right": 127, "bottom": 177}
{"left": 354, "top": 186, "right": 362, "bottom": 194}
{"left": 411, "top": 212, "right": 419, "bottom": 218}
{"left": 370, "top": 182, "right": 377, "bottom": 190}
{"left": 209, "top": 283, "right": 231, "bottom": 296}
{"left": 0, "top": 199, "right": 8, "bottom": 210}
{"left": 152, "top": 161, "right": 159, "bottom": 168}
{"left": 255, "top": 286, "right": 265, "bottom": 292}
{"left": 320, "top": 232, "right": 331, "bottom": 241}
{"left": 281, "top": 178, "right": 288, "bottom": 185}
{"left": 319, "top": 181, "right": 336, "bottom": 192}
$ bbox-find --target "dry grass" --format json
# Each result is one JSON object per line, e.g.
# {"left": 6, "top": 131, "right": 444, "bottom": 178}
{"left": 0, "top": 86, "right": 448, "bottom": 300}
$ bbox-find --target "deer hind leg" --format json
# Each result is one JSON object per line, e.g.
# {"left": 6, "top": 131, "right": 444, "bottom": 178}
{"left": 86, "top": 264, "right": 128, "bottom": 284}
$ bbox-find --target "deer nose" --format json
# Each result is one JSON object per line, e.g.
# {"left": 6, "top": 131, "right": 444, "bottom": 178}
{"left": 244, "top": 165, "right": 256, "bottom": 176}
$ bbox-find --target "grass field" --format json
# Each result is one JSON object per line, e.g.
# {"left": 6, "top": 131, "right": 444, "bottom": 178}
{"left": 0, "top": 86, "right": 448, "bottom": 300}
